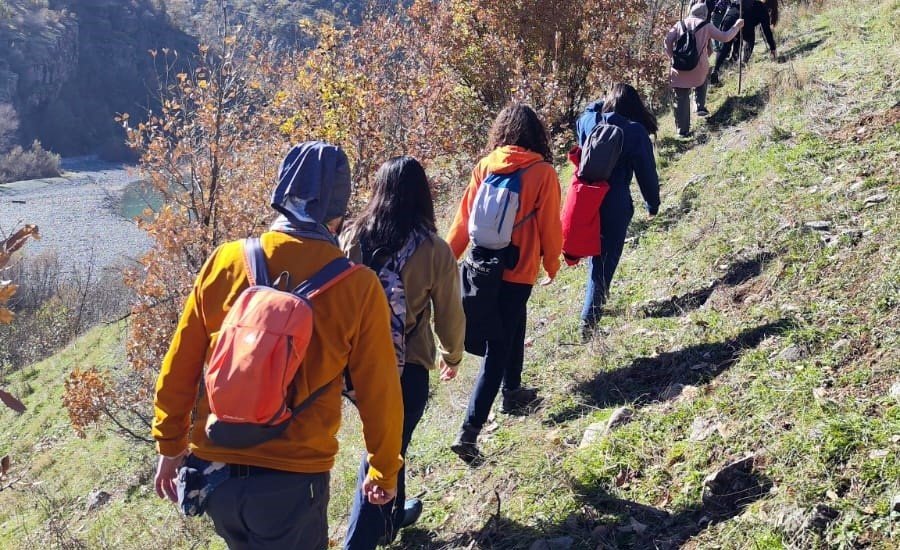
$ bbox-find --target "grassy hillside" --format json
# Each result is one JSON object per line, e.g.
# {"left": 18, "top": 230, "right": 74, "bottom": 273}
{"left": 2, "top": 0, "right": 898, "bottom": 547}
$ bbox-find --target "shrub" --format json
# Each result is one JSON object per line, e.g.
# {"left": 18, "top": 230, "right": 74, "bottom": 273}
{"left": 0, "top": 252, "right": 132, "bottom": 374}
{"left": 0, "top": 140, "right": 61, "bottom": 183}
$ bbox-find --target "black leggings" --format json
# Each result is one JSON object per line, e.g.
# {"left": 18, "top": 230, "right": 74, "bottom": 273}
{"left": 345, "top": 364, "right": 430, "bottom": 549}
{"left": 741, "top": 24, "right": 760, "bottom": 59}
{"left": 464, "top": 282, "right": 532, "bottom": 431}
{"left": 713, "top": 8, "right": 741, "bottom": 74}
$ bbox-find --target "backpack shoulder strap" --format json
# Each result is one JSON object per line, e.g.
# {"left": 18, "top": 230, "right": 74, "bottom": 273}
{"left": 289, "top": 379, "right": 334, "bottom": 419}
{"left": 512, "top": 161, "right": 549, "bottom": 230}
{"left": 243, "top": 237, "right": 270, "bottom": 287}
{"left": 394, "top": 230, "right": 428, "bottom": 272}
{"left": 294, "top": 257, "right": 362, "bottom": 299}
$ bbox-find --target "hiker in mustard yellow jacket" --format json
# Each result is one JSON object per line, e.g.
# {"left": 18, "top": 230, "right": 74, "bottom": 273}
{"left": 447, "top": 103, "right": 562, "bottom": 463}
{"left": 152, "top": 142, "right": 403, "bottom": 550}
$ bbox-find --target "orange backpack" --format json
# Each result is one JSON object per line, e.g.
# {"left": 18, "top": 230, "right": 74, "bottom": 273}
{"left": 204, "top": 236, "right": 361, "bottom": 448}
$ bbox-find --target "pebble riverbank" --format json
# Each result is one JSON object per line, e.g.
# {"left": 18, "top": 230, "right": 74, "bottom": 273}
{"left": 0, "top": 157, "right": 152, "bottom": 274}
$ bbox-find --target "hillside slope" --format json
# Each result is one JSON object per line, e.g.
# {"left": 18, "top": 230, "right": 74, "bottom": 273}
{"left": 1, "top": 1, "right": 898, "bottom": 548}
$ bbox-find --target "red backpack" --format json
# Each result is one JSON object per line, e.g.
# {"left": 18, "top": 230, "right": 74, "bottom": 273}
{"left": 203, "top": 236, "right": 361, "bottom": 448}
{"left": 561, "top": 146, "right": 610, "bottom": 265}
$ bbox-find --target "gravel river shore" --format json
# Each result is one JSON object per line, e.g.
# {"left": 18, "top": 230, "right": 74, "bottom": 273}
{"left": 0, "top": 157, "right": 153, "bottom": 274}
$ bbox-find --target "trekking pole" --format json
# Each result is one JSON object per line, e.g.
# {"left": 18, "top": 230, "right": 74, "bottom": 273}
{"left": 737, "top": 1, "right": 744, "bottom": 95}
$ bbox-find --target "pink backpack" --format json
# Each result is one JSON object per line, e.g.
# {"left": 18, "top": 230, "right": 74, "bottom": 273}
{"left": 204, "top": 237, "right": 360, "bottom": 448}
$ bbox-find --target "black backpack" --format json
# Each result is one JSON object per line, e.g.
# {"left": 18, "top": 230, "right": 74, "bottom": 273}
{"left": 579, "top": 121, "right": 624, "bottom": 183}
{"left": 672, "top": 20, "right": 708, "bottom": 71}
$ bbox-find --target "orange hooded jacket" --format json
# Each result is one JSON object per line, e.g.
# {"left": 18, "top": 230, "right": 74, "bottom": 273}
{"left": 447, "top": 146, "right": 563, "bottom": 285}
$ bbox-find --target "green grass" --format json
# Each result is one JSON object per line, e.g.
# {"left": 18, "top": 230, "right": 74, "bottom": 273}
{"left": 2, "top": 0, "right": 899, "bottom": 547}
{"left": 0, "top": 323, "right": 223, "bottom": 548}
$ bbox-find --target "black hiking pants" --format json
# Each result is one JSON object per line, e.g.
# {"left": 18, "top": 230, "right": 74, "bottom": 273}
{"left": 206, "top": 468, "right": 330, "bottom": 549}
{"left": 713, "top": 5, "right": 742, "bottom": 75}
{"left": 464, "top": 282, "right": 533, "bottom": 431}
{"left": 673, "top": 82, "right": 708, "bottom": 136}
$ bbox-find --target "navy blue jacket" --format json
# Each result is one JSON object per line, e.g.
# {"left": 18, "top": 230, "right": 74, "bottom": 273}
{"left": 576, "top": 101, "right": 604, "bottom": 146}
{"left": 576, "top": 105, "right": 660, "bottom": 215}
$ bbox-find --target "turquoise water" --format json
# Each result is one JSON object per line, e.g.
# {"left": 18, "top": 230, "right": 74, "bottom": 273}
{"left": 119, "top": 181, "right": 162, "bottom": 220}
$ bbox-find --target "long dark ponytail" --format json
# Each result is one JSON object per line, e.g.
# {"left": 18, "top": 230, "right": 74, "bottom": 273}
{"left": 602, "top": 83, "right": 659, "bottom": 135}
{"left": 345, "top": 156, "right": 436, "bottom": 254}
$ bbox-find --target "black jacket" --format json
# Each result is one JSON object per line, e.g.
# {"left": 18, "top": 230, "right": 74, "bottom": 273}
{"left": 720, "top": 0, "right": 776, "bottom": 53}
{"left": 741, "top": 1, "right": 777, "bottom": 53}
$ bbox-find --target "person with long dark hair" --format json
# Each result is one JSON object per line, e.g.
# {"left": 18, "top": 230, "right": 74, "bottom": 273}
{"left": 576, "top": 84, "right": 661, "bottom": 341}
{"left": 342, "top": 156, "right": 465, "bottom": 548}
{"left": 447, "top": 103, "right": 562, "bottom": 462}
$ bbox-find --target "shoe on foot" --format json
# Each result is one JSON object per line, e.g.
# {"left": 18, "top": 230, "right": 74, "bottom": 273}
{"left": 709, "top": 71, "right": 720, "bottom": 86}
{"left": 450, "top": 426, "right": 481, "bottom": 464}
{"left": 580, "top": 322, "right": 596, "bottom": 344}
{"left": 501, "top": 386, "right": 539, "bottom": 414}
{"left": 678, "top": 130, "right": 693, "bottom": 138}
{"left": 398, "top": 498, "right": 423, "bottom": 529}
{"left": 697, "top": 107, "right": 710, "bottom": 117}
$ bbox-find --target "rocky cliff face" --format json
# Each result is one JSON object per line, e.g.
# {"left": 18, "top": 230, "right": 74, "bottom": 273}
{"left": 0, "top": 0, "right": 196, "bottom": 157}
{"left": 0, "top": 0, "right": 372, "bottom": 159}
{"left": 0, "top": 5, "right": 78, "bottom": 107}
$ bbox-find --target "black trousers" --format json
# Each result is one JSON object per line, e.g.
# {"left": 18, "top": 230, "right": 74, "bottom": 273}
{"left": 713, "top": 6, "right": 742, "bottom": 74}
{"left": 464, "top": 281, "right": 533, "bottom": 431}
{"left": 206, "top": 469, "right": 330, "bottom": 549}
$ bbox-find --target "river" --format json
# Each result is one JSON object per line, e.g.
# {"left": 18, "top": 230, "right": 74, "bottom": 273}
{"left": 0, "top": 157, "right": 157, "bottom": 274}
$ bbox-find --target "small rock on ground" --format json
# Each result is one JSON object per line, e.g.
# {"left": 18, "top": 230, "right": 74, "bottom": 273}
{"left": 890, "top": 382, "right": 900, "bottom": 400}
{"left": 579, "top": 422, "right": 605, "bottom": 449}
{"left": 864, "top": 193, "right": 888, "bottom": 204}
{"left": 87, "top": 490, "right": 111, "bottom": 511}
{"left": 690, "top": 416, "right": 718, "bottom": 441}
{"left": 779, "top": 345, "right": 804, "bottom": 362}
{"left": 804, "top": 220, "right": 831, "bottom": 231}
{"left": 831, "top": 338, "right": 852, "bottom": 352}
{"left": 606, "top": 407, "right": 634, "bottom": 431}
